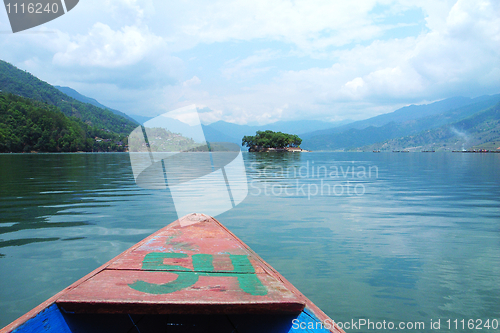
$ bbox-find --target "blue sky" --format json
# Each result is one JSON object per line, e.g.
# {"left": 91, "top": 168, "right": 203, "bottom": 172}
{"left": 1, "top": 0, "right": 499, "bottom": 125}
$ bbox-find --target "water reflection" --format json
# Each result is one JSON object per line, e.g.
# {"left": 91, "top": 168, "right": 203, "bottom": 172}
{"left": 245, "top": 151, "right": 303, "bottom": 179}
{"left": 221, "top": 152, "right": 500, "bottom": 327}
{"left": 0, "top": 152, "right": 499, "bottom": 330}
{"left": 0, "top": 153, "right": 179, "bottom": 326}
{"left": 0, "top": 154, "right": 143, "bottom": 249}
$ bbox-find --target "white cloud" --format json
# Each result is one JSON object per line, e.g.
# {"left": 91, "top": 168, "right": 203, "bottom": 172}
{"left": 160, "top": 104, "right": 201, "bottom": 126}
{"left": 343, "top": 77, "right": 366, "bottom": 97}
{"left": 182, "top": 76, "right": 201, "bottom": 87}
{"left": 198, "top": 107, "right": 224, "bottom": 125}
{"left": 1, "top": 0, "right": 498, "bottom": 124}
{"left": 222, "top": 50, "right": 278, "bottom": 80}
{"left": 53, "top": 23, "right": 163, "bottom": 67}
{"left": 142, "top": 0, "right": 496, "bottom": 124}
{"left": 156, "top": 0, "right": 395, "bottom": 54}
{"left": 102, "top": 0, "right": 146, "bottom": 23}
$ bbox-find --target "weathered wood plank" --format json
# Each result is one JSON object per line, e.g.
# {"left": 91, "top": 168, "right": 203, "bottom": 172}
{"left": 56, "top": 269, "right": 305, "bottom": 314}
{"left": 1, "top": 214, "right": 345, "bottom": 333}
{"left": 56, "top": 214, "right": 306, "bottom": 314}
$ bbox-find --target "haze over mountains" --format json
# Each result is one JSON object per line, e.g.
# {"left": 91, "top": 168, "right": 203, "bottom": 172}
{"left": 57, "top": 80, "right": 351, "bottom": 145}
{"left": 195, "top": 96, "right": 500, "bottom": 151}
{"left": 202, "top": 119, "right": 350, "bottom": 145}
{"left": 54, "top": 86, "right": 137, "bottom": 124}
{"left": 67, "top": 84, "right": 500, "bottom": 151}
{"left": 301, "top": 94, "right": 500, "bottom": 151}
{"left": 365, "top": 102, "right": 500, "bottom": 152}
{"left": 1, "top": 59, "right": 499, "bottom": 152}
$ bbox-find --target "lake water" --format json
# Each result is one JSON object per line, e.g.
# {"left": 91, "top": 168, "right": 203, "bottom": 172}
{"left": 1, "top": 152, "right": 499, "bottom": 331}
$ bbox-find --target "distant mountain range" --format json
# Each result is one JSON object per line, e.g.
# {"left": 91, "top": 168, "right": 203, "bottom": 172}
{"left": 189, "top": 95, "right": 499, "bottom": 150}
{"left": 53, "top": 88, "right": 153, "bottom": 125}
{"left": 301, "top": 94, "right": 500, "bottom": 151}
{"left": 2, "top": 58, "right": 498, "bottom": 152}
{"left": 202, "top": 119, "right": 350, "bottom": 145}
{"left": 55, "top": 86, "right": 351, "bottom": 145}
{"left": 37, "top": 83, "right": 500, "bottom": 151}
{"left": 54, "top": 86, "right": 138, "bottom": 124}
{"left": 128, "top": 114, "right": 154, "bottom": 124}
{"left": 315, "top": 96, "right": 476, "bottom": 134}
{"left": 51, "top": 85, "right": 349, "bottom": 146}
{"left": 363, "top": 101, "right": 500, "bottom": 152}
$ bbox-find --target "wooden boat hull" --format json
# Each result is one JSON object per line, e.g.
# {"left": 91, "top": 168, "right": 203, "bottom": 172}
{"left": 3, "top": 304, "right": 338, "bottom": 332}
{"left": 1, "top": 214, "right": 344, "bottom": 333}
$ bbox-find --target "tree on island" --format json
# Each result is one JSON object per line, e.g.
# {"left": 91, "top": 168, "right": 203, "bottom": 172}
{"left": 242, "top": 130, "right": 302, "bottom": 150}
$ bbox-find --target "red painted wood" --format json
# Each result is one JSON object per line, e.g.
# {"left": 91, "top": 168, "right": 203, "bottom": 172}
{"left": 55, "top": 213, "right": 304, "bottom": 314}
{"left": 0, "top": 214, "right": 345, "bottom": 333}
{"left": 56, "top": 270, "right": 305, "bottom": 314}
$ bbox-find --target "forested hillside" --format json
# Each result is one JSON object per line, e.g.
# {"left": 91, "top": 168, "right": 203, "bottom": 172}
{"left": 0, "top": 60, "right": 137, "bottom": 135}
{"left": 302, "top": 94, "right": 500, "bottom": 151}
{"left": 0, "top": 93, "right": 127, "bottom": 152}
{"left": 365, "top": 102, "right": 500, "bottom": 151}
{"left": 54, "top": 85, "right": 137, "bottom": 123}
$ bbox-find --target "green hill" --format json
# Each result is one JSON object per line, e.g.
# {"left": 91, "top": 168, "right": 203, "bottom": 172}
{"left": 0, "top": 93, "right": 127, "bottom": 152}
{"left": 364, "top": 102, "right": 500, "bottom": 151}
{"left": 54, "top": 85, "right": 137, "bottom": 124}
{"left": 470, "top": 141, "right": 500, "bottom": 151}
{"left": 0, "top": 60, "right": 137, "bottom": 135}
{"left": 302, "top": 94, "right": 500, "bottom": 151}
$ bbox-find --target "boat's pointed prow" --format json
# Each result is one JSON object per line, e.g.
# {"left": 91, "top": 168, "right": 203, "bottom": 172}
{"left": 55, "top": 213, "right": 306, "bottom": 315}
{"left": 178, "top": 212, "right": 211, "bottom": 227}
{"left": 1, "top": 214, "right": 344, "bottom": 333}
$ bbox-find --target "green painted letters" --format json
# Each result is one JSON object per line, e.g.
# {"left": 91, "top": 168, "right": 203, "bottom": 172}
{"left": 129, "top": 272, "right": 199, "bottom": 294}
{"left": 128, "top": 253, "right": 268, "bottom": 296}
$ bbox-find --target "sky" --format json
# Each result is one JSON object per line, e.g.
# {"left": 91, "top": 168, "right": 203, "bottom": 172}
{"left": 0, "top": 0, "right": 499, "bottom": 125}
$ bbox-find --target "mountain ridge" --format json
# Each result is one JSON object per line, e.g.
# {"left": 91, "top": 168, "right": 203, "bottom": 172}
{"left": 301, "top": 94, "right": 500, "bottom": 151}
{"left": 363, "top": 102, "right": 500, "bottom": 151}
{"left": 54, "top": 86, "right": 138, "bottom": 124}
{"left": 302, "top": 95, "right": 498, "bottom": 140}
{"left": 204, "top": 119, "right": 350, "bottom": 145}
{"left": 3, "top": 59, "right": 498, "bottom": 152}
{"left": 0, "top": 60, "right": 137, "bottom": 135}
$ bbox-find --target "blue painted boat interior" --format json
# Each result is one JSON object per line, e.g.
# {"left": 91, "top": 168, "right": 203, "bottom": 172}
{"left": 12, "top": 304, "right": 332, "bottom": 333}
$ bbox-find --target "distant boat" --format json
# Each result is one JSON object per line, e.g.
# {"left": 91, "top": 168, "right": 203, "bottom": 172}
{"left": 372, "top": 150, "right": 381, "bottom": 153}
{"left": 1, "top": 214, "right": 343, "bottom": 333}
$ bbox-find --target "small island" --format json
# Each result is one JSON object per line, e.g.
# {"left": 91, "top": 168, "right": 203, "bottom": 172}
{"left": 242, "top": 130, "right": 308, "bottom": 152}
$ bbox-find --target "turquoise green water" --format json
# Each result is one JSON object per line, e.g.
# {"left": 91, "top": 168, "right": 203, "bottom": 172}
{"left": 1, "top": 152, "right": 499, "bottom": 331}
